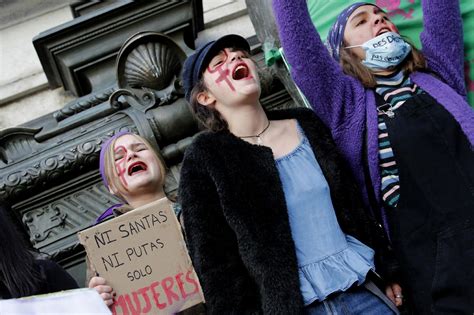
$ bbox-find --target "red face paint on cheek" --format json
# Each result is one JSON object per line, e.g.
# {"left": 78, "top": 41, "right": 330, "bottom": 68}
{"left": 114, "top": 146, "right": 128, "bottom": 188}
{"left": 207, "top": 50, "right": 235, "bottom": 92}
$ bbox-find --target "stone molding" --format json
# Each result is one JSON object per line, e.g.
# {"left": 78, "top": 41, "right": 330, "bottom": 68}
{"left": 33, "top": 1, "right": 202, "bottom": 96}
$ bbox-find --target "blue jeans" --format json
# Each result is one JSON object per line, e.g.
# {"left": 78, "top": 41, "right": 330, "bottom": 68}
{"left": 305, "top": 285, "right": 395, "bottom": 315}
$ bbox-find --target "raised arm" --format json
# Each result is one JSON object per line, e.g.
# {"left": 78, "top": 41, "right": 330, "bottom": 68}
{"left": 420, "top": 0, "right": 466, "bottom": 95}
{"left": 179, "top": 148, "right": 260, "bottom": 315}
{"left": 273, "top": 0, "right": 364, "bottom": 131}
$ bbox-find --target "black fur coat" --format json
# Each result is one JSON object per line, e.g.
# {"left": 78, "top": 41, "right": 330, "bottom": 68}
{"left": 178, "top": 108, "right": 395, "bottom": 315}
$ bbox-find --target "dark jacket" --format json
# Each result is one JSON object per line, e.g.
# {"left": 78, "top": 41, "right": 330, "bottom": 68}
{"left": 178, "top": 108, "right": 395, "bottom": 315}
{"left": 0, "top": 259, "right": 78, "bottom": 299}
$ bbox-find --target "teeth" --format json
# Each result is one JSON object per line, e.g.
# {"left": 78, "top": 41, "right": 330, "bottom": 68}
{"left": 236, "top": 65, "right": 246, "bottom": 71}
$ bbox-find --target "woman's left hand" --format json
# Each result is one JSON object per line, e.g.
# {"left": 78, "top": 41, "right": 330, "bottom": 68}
{"left": 385, "top": 283, "right": 403, "bottom": 307}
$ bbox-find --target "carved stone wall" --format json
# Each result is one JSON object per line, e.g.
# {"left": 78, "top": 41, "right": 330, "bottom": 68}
{"left": 1, "top": 1, "right": 203, "bottom": 286}
{"left": 33, "top": 1, "right": 203, "bottom": 97}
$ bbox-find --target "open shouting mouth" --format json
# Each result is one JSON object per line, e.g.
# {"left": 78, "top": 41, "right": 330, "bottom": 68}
{"left": 376, "top": 27, "right": 392, "bottom": 36}
{"left": 127, "top": 161, "right": 148, "bottom": 176}
{"left": 232, "top": 62, "right": 251, "bottom": 80}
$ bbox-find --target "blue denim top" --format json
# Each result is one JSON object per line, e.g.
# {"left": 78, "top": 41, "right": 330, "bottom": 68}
{"left": 275, "top": 123, "right": 375, "bottom": 306}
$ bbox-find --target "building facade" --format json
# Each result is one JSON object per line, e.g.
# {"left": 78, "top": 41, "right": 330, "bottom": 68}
{"left": 0, "top": 0, "right": 296, "bottom": 286}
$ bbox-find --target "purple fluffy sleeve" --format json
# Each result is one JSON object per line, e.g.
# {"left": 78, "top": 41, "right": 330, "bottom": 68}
{"left": 420, "top": 0, "right": 466, "bottom": 96}
{"left": 272, "top": 0, "right": 366, "bottom": 132}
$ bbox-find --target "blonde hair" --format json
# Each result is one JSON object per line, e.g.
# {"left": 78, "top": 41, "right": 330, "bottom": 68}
{"left": 339, "top": 39, "right": 426, "bottom": 88}
{"left": 102, "top": 134, "right": 167, "bottom": 202}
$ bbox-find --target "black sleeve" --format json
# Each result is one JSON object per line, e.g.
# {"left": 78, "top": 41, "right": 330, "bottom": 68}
{"left": 178, "top": 146, "right": 261, "bottom": 315}
{"left": 370, "top": 224, "right": 402, "bottom": 284}
{"left": 36, "top": 259, "right": 79, "bottom": 293}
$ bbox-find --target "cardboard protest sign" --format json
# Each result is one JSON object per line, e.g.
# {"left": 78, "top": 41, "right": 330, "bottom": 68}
{"left": 78, "top": 198, "right": 204, "bottom": 315}
{"left": 0, "top": 288, "right": 111, "bottom": 315}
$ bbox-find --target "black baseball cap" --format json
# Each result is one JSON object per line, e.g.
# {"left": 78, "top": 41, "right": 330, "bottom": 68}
{"left": 182, "top": 34, "right": 250, "bottom": 101}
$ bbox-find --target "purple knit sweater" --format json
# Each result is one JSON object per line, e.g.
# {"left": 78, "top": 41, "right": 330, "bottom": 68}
{"left": 273, "top": 0, "right": 474, "bottom": 231}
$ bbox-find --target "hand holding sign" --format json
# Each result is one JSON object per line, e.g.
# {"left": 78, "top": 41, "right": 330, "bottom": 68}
{"left": 78, "top": 198, "right": 204, "bottom": 315}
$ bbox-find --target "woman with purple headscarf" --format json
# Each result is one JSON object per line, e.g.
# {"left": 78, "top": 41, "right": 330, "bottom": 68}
{"left": 273, "top": 0, "right": 474, "bottom": 314}
{"left": 88, "top": 132, "right": 171, "bottom": 307}
{"left": 87, "top": 132, "right": 205, "bottom": 315}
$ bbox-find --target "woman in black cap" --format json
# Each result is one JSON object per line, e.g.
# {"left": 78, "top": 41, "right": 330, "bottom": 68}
{"left": 178, "top": 34, "right": 401, "bottom": 314}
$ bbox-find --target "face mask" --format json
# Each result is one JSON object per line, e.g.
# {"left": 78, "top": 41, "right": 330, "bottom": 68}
{"left": 345, "top": 32, "right": 411, "bottom": 70}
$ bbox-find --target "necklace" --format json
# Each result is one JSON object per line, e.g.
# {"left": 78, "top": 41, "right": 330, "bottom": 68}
{"left": 238, "top": 120, "right": 271, "bottom": 145}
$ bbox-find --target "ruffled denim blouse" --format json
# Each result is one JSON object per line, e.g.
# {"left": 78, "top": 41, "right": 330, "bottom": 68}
{"left": 275, "top": 124, "right": 375, "bottom": 306}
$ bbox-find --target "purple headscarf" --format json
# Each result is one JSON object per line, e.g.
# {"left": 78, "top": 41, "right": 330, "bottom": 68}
{"left": 96, "top": 131, "right": 135, "bottom": 224}
{"left": 326, "top": 2, "right": 376, "bottom": 61}
{"left": 99, "top": 131, "right": 134, "bottom": 188}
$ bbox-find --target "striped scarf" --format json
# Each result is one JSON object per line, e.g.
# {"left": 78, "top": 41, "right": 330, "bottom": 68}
{"left": 375, "top": 70, "right": 424, "bottom": 207}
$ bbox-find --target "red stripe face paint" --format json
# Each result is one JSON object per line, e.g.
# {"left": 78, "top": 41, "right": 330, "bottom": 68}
{"left": 207, "top": 49, "right": 235, "bottom": 92}
{"left": 114, "top": 145, "right": 128, "bottom": 188}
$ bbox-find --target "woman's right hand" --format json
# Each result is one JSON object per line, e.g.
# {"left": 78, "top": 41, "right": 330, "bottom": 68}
{"left": 385, "top": 282, "right": 403, "bottom": 307}
{"left": 89, "top": 276, "right": 115, "bottom": 306}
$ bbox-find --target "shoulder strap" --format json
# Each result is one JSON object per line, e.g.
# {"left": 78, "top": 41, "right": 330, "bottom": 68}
{"left": 373, "top": 92, "right": 388, "bottom": 108}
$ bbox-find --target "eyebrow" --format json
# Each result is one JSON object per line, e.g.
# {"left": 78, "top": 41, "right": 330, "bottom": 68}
{"left": 373, "top": 7, "right": 384, "bottom": 14}
{"left": 114, "top": 142, "right": 146, "bottom": 152}
{"left": 114, "top": 145, "right": 126, "bottom": 153}
{"left": 349, "top": 10, "right": 367, "bottom": 23}
{"left": 349, "top": 6, "right": 385, "bottom": 23}
{"left": 212, "top": 51, "right": 226, "bottom": 60}
{"left": 208, "top": 51, "right": 228, "bottom": 68}
{"left": 130, "top": 142, "right": 146, "bottom": 149}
